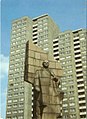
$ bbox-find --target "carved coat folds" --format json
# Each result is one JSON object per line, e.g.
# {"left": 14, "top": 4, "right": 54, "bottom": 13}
{"left": 33, "top": 67, "right": 61, "bottom": 119}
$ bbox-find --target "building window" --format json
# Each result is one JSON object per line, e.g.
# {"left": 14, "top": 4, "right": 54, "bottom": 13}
{"left": 12, "top": 117, "right": 17, "bottom": 119}
{"left": 79, "top": 103, "right": 86, "bottom": 106}
{"left": 18, "top": 116, "right": 23, "bottom": 119}
{"left": 66, "top": 60, "right": 71, "bottom": 63}
{"left": 69, "top": 85, "right": 74, "bottom": 89}
{"left": 69, "top": 91, "right": 74, "bottom": 95}
{"left": 14, "top": 88, "right": 18, "bottom": 91}
{"left": 19, "top": 87, "right": 24, "bottom": 90}
{"left": 74, "top": 43, "right": 80, "bottom": 46}
{"left": 75, "top": 56, "right": 81, "bottom": 60}
{"left": 69, "top": 102, "right": 75, "bottom": 106}
{"left": 78, "top": 92, "right": 85, "bottom": 95}
{"left": 69, "top": 97, "right": 74, "bottom": 101}
{"left": 64, "top": 109, "right": 68, "bottom": 112}
{"left": 75, "top": 52, "right": 81, "bottom": 55}
{"left": 53, "top": 45, "right": 58, "bottom": 48}
{"left": 74, "top": 47, "right": 80, "bottom": 51}
{"left": 7, "top": 117, "right": 11, "bottom": 119}
{"left": 77, "top": 76, "right": 83, "bottom": 79}
{"left": 63, "top": 98, "right": 67, "bottom": 101}
{"left": 68, "top": 80, "right": 74, "bottom": 84}
{"left": 76, "top": 66, "right": 82, "bottom": 69}
{"left": 53, "top": 40, "right": 58, "bottom": 44}
{"left": 64, "top": 92, "right": 67, "bottom": 96}
{"left": 62, "top": 81, "right": 66, "bottom": 85}
{"left": 12, "top": 110, "right": 17, "bottom": 114}
{"left": 70, "top": 108, "right": 75, "bottom": 112}
{"left": 19, "top": 98, "right": 24, "bottom": 102}
{"left": 79, "top": 97, "right": 85, "bottom": 101}
{"left": 8, "top": 100, "right": 12, "bottom": 103}
{"left": 66, "top": 51, "right": 71, "bottom": 54}
{"left": 62, "top": 87, "right": 67, "bottom": 90}
{"left": 75, "top": 61, "right": 82, "bottom": 64}
{"left": 14, "top": 93, "right": 18, "bottom": 96}
{"left": 66, "top": 56, "right": 71, "bottom": 59}
{"left": 13, "top": 104, "right": 17, "bottom": 108}
{"left": 76, "top": 71, "right": 83, "bottom": 74}
{"left": 14, "top": 83, "right": 18, "bottom": 86}
{"left": 19, "top": 103, "right": 23, "bottom": 107}
{"left": 33, "top": 29, "right": 37, "bottom": 33}
{"left": 8, "top": 94, "right": 12, "bottom": 98}
{"left": 18, "top": 109, "right": 23, "bottom": 113}
{"left": 80, "top": 109, "right": 86, "bottom": 112}
{"left": 7, "top": 111, "right": 11, "bottom": 114}
{"left": 19, "top": 92, "right": 24, "bottom": 96}
{"left": 63, "top": 104, "right": 68, "bottom": 107}
{"left": 13, "top": 99, "right": 18, "bottom": 102}
{"left": 80, "top": 115, "right": 86, "bottom": 118}
{"left": 70, "top": 114, "right": 76, "bottom": 118}
{"left": 7, "top": 105, "right": 12, "bottom": 108}
{"left": 54, "top": 49, "right": 59, "bottom": 52}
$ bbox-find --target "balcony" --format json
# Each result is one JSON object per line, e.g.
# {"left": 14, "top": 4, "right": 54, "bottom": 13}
{"left": 79, "top": 100, "right": 86, "bottom": 103}
{"left": 76, "top": 68, "right": 82, "bottom": 72}
{"left": 73, "top": 36, "right": 79, "bottom": 40}
{"left": 33, "top": 24, "right": 38, "bottom": 27}
{"left": 33, "top": 27, "right": 37, "bottom": 31}
{"left": 33, "top": 35, "right": 37, "bottom": 39}
{"left": 53, "top": 38, "right": 58, "bottom": 42}
{"left": 78, "top": 95, "right": 85, "bottom": 98}
{"left": 79, "top": 106, "right": 86, "bottom": 109}
{"left": 77, "top": 74, "right": 84, "bottom": 77}
{"left": 75, "top": 55, "right": 81, "bottom": 58}
{"left": 77, "top": 79, "right": 84, "bottom": 82}
{"left": 80, "top": 112, "right": 86, "bottom": 115}
{"left": 78, "top": 89, "right": 85, "bottom": 93}
{"left": 77, "top": 84, "right": 84, "bottom": 87}
{"left": 75, "top": 60, "right": 82, "bottom": 63}
{"left": 74, "top": 49, "right": 81, "bottom": 53}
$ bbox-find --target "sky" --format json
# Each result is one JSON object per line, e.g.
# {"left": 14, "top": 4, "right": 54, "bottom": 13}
{"left": 1, "top": 0, "right": 86, "bottom": 119}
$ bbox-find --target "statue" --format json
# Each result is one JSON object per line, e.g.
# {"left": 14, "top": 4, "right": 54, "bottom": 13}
{"left": 32, "top": 60, "right": 62, "bottom": 119}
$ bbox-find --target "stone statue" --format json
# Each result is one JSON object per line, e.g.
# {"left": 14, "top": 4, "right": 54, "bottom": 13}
{"left": 32, "top": 60, "right": 62, "bottom": 119}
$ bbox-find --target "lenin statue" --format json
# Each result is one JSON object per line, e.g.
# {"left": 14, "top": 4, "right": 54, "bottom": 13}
{"left": 32, "top": 60, "right": 63, "bottom": 119}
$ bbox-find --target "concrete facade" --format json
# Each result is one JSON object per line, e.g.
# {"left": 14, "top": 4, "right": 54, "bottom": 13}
{"left": 32, "top": 14, "right": 60, "bottom": 55}
{"left": 6, "top": 16, "right": 33, "bottom": 119}
{"left": 6, "top": 14, "right": 61, "bottom": 119}
{"left": 53, "top": 29, "right": 87, "bottom": 119}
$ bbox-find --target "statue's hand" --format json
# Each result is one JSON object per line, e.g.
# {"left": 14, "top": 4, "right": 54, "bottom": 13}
{"left": 52, "top": 77, "right": 58, "bottom": 82}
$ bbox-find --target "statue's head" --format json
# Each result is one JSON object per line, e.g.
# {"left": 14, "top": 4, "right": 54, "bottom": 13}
{"left": 42, "top": 60, "right": 49, "bottom": 68}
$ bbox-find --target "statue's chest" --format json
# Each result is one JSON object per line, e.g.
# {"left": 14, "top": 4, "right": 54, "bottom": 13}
{"left": 40, "top": 70, "right": 51, "bottom": 85}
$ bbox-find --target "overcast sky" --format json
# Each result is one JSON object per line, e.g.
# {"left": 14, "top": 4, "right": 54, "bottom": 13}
{"left": 1, "top": 0, "right": 86, "bottom": 119}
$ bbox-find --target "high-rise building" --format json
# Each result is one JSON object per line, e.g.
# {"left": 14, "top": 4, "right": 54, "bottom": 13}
{"left": 32, "top": 14, "right": 60, "bottom": 54}
{"left": 6, "top": 14, "right": 86, "bottom": 119}
{"left": 6, "top": 16, "right": 33, "bottom": 119}
{"left": 53, "top": 29, "right": 87, "bottom": 119}
{"left": 6, "top": 14, "right": 60, "bottom": 119}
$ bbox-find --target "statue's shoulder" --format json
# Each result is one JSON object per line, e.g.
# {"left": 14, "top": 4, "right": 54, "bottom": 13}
{"left": 35, "top": 70, "right": 40, "bottom": 74}
{"left": 35, "top": 68, "right": 43, "bottom": 74}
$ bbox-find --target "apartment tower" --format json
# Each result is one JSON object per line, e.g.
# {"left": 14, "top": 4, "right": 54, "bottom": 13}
{"left": 32, "top": 14, "right": 60, "bottom": 54}
{"left": 53, "top": 29, "right": 87, "bottom": 119}
{"left": 6, "top": 14, "right": 86, "bottom": 119}
{"left": 6, "top": 14, "right": 60, "bottom": 119}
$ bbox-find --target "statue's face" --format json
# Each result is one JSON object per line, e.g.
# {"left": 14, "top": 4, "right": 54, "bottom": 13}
{"left": 42, "top": 61, "right": 49, "bottom": 68}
